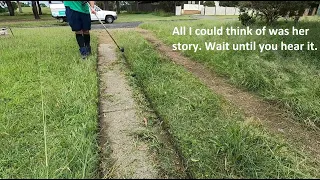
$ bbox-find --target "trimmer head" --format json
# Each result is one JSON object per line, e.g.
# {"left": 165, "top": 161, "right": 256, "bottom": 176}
{"left": 120, "top": 47, "right": 124, "bottom": 52}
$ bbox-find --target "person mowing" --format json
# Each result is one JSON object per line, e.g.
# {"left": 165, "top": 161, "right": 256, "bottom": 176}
{"left": 64, "top": 1, "right": 96, "bottom": 59}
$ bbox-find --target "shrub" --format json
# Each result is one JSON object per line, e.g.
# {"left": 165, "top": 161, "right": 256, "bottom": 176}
{"left": 237, "top": 1, "right": 311, "bottom": 25}
{"left": 152, "top": 9, "right": 174, "bottom": 17}
{"left": 238, "top": 12, "right": 256, "bottom": 26}
{"left": 0, "top": 7, "right": 7, "bottom": 13}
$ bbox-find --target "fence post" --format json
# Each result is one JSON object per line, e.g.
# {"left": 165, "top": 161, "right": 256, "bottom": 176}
{"left": 175, "top": 6, "right": 182, "bottom": 16}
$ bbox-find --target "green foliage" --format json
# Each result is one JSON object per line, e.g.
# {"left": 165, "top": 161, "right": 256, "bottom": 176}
{"left": 0, "top": 6, "right": 6, "bottom": 13}
{"left": 40, "top": 3, "right": 47, "bottom": 8}
{"left": 238, "top": 1, "right": 310, "bottom": 25}
{"left": 238, "top": 12, "right": 255, "bottom": 26}
{"left": 203, "top": 1, "right": 215, "bottom": 7}
{"left": 219, "top": 1, "right": 239, "bottom": 7}
{"left": 11, "top": 1, "right": 18, "bottom": 10}
{"left": 152, "top": 9, "right": 174, "bottom": 17}
{"left": 20, "top": 2, "right": 30, "bottom": 7}
{"left": 157, "top": 1, "right": 184, "bottom": 13}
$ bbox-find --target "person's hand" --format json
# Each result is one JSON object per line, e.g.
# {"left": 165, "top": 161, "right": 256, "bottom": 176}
{"left": 90, "top": 6, "right": 96, "bottom": 14}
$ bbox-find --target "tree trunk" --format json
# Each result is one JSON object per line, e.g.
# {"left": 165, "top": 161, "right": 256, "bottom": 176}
{"left": 103, "top": 1, "right": 108, "bottom": 10}
{"left": 5, "top": 1, "right": 15, "bottom": 16}
{"left": 116, "top": 1, "right": 120, "bottom": 14}
{"left": 136, "top": 1, "right": 139, "bottom": 12}
{"left": 32, "top": 1, "right": 40, "bottom": 19}
{"left": 36, "top": 1, "right": 42, "bottom": 15}
{"left": 17, "top": 1, "right": 23, "bottom": 13}
{"left": 49, "top": 1, "right": 51, "bottom": 3}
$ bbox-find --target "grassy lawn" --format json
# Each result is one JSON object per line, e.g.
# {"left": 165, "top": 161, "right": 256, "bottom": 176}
{"left": 0, "top": 27, "right": 99, "bottom": 178}
{"left": 112, "top": 29, "right": 320, "bottom": 178}
{"left": 139, "top": 17, "right": 320, "bottom": 127}
{"left": 0, "top": 20, "right": 67, "bottom": 28}
{"left": 0, "top": 7, "right": 52, "bottom": 21}
{"left": 0, "top": 7, "right": 62, "bottom": 28}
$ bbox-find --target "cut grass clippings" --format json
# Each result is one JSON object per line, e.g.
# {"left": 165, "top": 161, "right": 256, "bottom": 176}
{"left": 112, "top": 30, "right": 320, "bottom": 178}
{"left": 139, "top": 19, "right": 320, "bottom": 127}
{"left": 0, "top": 27, "right": 99, "bottom": 178}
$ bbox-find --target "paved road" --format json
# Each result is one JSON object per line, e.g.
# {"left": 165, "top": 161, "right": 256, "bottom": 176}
{"left": 16, "top": 17, "right": 234, "bottom": 29}
{"left": 91, "top": 19, "right": 197, "bottom": 29}
{"left": 91, "top": 21, "right": 143, "bottom": 29}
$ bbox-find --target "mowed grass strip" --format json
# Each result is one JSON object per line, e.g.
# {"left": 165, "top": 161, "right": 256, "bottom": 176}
{"left": 140, "top": 19, "right": 320, "bottom": 126}
{"left": 0, "top": 27, "right": 99, "bottom": 178}
{"left": 112, "top": 30, "right": 320, "bottom": 178}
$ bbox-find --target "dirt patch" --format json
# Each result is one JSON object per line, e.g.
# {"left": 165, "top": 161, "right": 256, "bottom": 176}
{"left": 96, "top": 32, "right": 158, "bottom": 178}
{"left": 136, "top": 28, "right": 320, "bottom": 160}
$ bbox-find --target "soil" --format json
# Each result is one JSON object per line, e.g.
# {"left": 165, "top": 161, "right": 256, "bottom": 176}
{"left": 135, "top": 27, "right": 320, "bottom": 161}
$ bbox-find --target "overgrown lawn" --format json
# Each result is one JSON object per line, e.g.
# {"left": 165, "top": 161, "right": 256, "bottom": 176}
{"left": 140, "top": 18, "right": 320, "bottom": 126}
{"left": 0, "top": 27, "right": 99, "bottom": 178}
{"left": 112, "top": 30, "right": 320, "bottom": 178}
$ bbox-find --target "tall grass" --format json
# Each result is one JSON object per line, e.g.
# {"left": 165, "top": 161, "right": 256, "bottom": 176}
{"left": 112, "top": 30, "right": 320, "bottom": 178}
{"left": 140, "top": 19, "right": 320, "bottom": 126}
{"left": 0, "top": 27, "right": 99, "bottom": 178}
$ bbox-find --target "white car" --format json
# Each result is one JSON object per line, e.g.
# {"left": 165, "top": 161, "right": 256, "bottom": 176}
{"left": 49, "top": 3, "right": 117, "bottom": 23}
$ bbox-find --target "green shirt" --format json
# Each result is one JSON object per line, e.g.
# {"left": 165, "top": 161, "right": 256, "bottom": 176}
{"left": 64, "top": 1, "right": 90, "bottom": 14}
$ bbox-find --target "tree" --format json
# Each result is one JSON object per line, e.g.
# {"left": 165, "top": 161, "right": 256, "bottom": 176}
{"left": 95, "top": 1, "right": 104, "bottom": 9}
{"left": 103, "top": 1, "right": 108, "bottom": 10}
{"left": 96, "top": 1, "right": 114, "bottom": 10}
{"left": 36, "top": 1, "right": 42, "bottom": 15}
{"left": 20, "top": 2, "right": 30, "bottom": 7}
{"left": 5, "top": 1, "right": 14, "bottom": 16}
{"left": 219, "top": 1, "right": 239, "bottom": 7}
{"left": 17, "top": 1, "right": 23, "bottom": 13}
{"left": 40, "top": 3, "right": 46, "bottom": 7}
{"left": 116, "top": 1, "right": 120, "bottom": 14}
{"left": 238, "top": 1, "right": 310, "bottom": 25}
{"left": 157, "top": 1, "right": 184, "bottom": 13}
{"left": 31, "top": 1, "right": 40, "bottom": 19}
{"left": 203, "top": 1, "right": 215, "bottom": 7}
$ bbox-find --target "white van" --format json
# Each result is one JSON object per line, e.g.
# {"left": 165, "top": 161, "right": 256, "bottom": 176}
{"left": 49, "top": 3, "right": 117, "bottom": 23}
